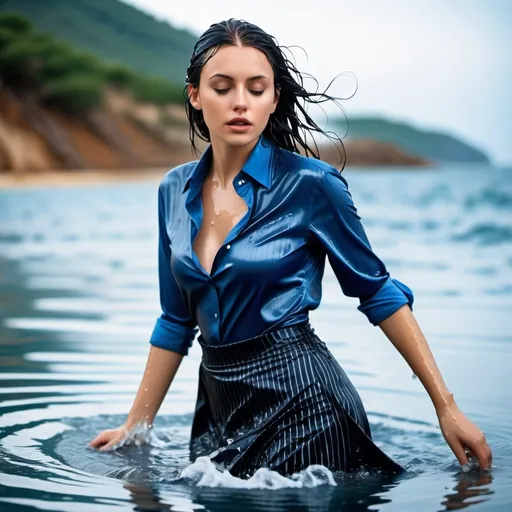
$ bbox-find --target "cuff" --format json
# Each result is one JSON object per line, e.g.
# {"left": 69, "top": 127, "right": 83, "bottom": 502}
{"left": 149, "top": 315, "right": 198, "bottom": 355}
{"left": 357, "top": 276, "right": 414, "bottom": 326}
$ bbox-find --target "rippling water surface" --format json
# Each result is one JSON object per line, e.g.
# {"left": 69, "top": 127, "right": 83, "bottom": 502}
{"left": 1, "top": 165, "right": 511, "bottom": 511}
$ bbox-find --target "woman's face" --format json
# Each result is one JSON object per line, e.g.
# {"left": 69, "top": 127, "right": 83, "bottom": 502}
{"left": 188, "top": 44, "right": 279, "bottom": 148}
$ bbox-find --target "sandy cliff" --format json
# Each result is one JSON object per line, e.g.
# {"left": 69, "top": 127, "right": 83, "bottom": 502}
{"left": 0, "top": 87, "right": 430, "bottom": 175}
{"left": 0, "top": 87, "right": 198, "bottom": 173}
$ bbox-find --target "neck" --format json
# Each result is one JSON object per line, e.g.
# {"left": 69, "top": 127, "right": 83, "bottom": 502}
{"left": 209, "top": 136, "right": 259, "bottom": 188}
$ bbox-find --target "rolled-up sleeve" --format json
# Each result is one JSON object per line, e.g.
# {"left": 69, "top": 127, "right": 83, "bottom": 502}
{"left": 309, "top": 167, "right": 414, "bottom": 325}
{"left": 149, "top": 181, "right": 198, "bottom": 355}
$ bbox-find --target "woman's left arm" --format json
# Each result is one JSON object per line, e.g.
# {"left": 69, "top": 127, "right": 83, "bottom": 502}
{"left": 308, "top": 167, "right": 492, "bottom": 471}
{"left": 379, "top": 304, "right": 492, "bottom": 471}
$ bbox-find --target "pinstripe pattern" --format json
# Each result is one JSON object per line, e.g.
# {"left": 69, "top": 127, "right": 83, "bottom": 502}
{"left": 189, "top": 321, "right": 404, "bottom": 477}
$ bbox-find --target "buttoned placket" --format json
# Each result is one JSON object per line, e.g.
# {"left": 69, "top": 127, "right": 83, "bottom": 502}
{"left": 185, "top": 173, "right": 254, "bottom": 343}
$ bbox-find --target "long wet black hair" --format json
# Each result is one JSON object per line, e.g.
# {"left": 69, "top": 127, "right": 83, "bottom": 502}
{"left": 185, "top": 18, "right": 351, "bottom": 168}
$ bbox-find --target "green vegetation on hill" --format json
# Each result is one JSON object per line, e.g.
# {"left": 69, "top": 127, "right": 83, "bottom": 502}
{"left": 0, "top": 2, "right": 490, "bottom": 164}
{"left": 0, "top": 12, "right": 185, "bottom": 115}
{"left": 335, "top": 116, "right": 490, "bottom": 163}
{"left": 0, "top": 0, "right": 197, "bottom": 83}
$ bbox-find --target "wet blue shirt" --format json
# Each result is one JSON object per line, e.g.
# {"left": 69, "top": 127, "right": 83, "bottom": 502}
{"left": 150, "top": 136, "right": 414, "bottom": 355}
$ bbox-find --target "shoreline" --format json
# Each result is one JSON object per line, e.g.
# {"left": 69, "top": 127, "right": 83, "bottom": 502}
{"left": 0, "top": 168, "right": 170, "bottom": 190}
{"left": 0, "top": 163, "right": 443, "bottom": 191}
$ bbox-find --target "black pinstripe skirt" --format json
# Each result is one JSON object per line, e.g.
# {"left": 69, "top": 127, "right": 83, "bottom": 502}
{"left": 189, "top": 321, "right": 404, "bottom": 477}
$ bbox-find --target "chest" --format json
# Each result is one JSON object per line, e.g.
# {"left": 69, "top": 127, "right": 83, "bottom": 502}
{"left": 168, "top": 172, "right": 313, "bottom": 282}
{"left": 192, "top": 179, "right": 249, "bottom": 276}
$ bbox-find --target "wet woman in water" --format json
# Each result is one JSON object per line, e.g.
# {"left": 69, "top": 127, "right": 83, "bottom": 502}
{"left": 89, "top": 19, "right": 492, "bottom": 477}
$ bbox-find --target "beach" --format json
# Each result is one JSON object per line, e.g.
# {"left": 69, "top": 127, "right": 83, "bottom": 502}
{"left": 0, "top": 168, "right": 169, "bottom": 189}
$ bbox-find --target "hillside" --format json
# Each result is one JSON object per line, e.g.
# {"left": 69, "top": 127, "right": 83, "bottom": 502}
{"left": 0, "top": 12, "right": 432, "bottom": 174}
{"left": 333, "top": 116, "right": 490, "bottom": 164}
{"left": 0, "top": 2, "right": 491, "bottom": 168}
{"left": 0, "top": 0, "right": 197, "bottom": 83}
{"left": 0, "top": 12, "right": 195, "bottom": 172}
{"left": 0, "top": 86, "right": 197, "bottom": 172}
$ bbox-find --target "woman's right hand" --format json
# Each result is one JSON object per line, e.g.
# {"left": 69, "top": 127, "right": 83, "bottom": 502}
{"left": 88, "top": 425, "right": 130, "bottom": 452}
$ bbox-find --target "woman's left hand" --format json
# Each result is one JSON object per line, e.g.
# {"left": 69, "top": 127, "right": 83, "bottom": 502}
{"left": 437, "top": 402, "right": 492, "bottom": 471}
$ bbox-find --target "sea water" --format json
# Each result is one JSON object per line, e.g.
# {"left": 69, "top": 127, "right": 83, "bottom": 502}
{"left": 0, "top": 164, "right": 511, "bottom": 511}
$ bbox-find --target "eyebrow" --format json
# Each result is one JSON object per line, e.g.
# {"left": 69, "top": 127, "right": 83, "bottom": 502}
{"left": 208, "top": 73, "right": 269, "bottom": 81}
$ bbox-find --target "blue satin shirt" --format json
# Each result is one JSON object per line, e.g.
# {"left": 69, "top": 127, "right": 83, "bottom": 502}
{"left": 149, "top": 136, "right": 414, "bottom": 355}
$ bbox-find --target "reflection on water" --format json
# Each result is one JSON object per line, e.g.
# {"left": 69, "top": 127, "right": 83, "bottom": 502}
{"left": 442, "top": 473, "right": 494, "bottom": 511}
{"left": 0, "top": 165, "right": 511, "bottom": 511}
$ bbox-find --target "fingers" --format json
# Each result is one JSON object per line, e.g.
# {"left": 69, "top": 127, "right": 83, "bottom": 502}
{"left": 464, "top": 434, "right": 492, "bottom": 471}
{"left": 471, "top": 441, "right": 491, "bottom": 471}
{"left": 89, "top": 427, "right": 129, "bottom": 452}
{"left": 440, "top": 410, "right": 492, "bottom": 472}
{"left": 98, "top": 437, "right": 122, "bottom": 452}
{"left": 478, "top": 444, "right": 493, "bottom": 468}
{"left": 481, "top": 434, "right": 492, "bottom": 469}
{"left": 448, "top": 438, "right": 469, "bottom": 470}
{"left": 484, "top": 438, "right": 493, "bottom": 468}
{"left": 88, "top": 430, "right": 111, "bottom": 449}
{"left": 474, "top": 434, "right": 493, "bottom": 471}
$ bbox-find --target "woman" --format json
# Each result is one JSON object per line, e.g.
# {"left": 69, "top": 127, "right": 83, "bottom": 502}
{"left": 89, "top": 19, "right": 492, "bottom": 477}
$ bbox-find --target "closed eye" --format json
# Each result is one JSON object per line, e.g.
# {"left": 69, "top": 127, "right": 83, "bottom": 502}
{"left": 214, "top": 88, "right": 265, "bottom": 96}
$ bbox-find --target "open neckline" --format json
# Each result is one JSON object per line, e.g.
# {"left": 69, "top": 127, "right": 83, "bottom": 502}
{"left": 191, "top": 191, "right": 249, "bottom": 279}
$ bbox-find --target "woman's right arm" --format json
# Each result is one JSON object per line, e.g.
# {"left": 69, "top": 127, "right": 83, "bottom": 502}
{"left": 88, "top": 345, "right": 184, "bottom": 451}
{"left": 89, "top": 178, "right": 197, "bottom": 451}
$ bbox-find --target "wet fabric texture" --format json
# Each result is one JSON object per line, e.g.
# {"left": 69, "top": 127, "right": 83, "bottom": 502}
{"left": 189, "top": 321, "right": 404, "bottom": 477}
{"left": 149, "top": 135, "right": 414, "bottom": 355}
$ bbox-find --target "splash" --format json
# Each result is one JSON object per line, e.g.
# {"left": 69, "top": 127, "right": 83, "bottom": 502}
{"left": 179, "top": 456, "right": 337, "bottom": 489}
{"left": 104, "top": 419, "right": 156, "bottom": 451}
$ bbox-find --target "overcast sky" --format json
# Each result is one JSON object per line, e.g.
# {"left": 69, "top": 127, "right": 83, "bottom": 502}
{"left": 124, "top": 0, "right": 511, "bottom": 165}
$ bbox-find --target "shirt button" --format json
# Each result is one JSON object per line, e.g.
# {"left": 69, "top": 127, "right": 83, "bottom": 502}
{"left": 214, "top": 313, "right": 218, "bottom": 319}
{"left": 226, "top": 244, "right": 231, "bottom": 250}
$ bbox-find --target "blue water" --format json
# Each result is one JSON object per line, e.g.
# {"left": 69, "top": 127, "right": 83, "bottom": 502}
{"left": 0, "top": 164, "right": 511, "bottom": 511}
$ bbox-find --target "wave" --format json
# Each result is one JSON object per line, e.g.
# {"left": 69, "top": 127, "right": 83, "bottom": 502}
{"left": 465, "top": 189, "right": 512, "bottom": 210}
{"left": 452, "top": 224, "right": 512, "bottom": 245}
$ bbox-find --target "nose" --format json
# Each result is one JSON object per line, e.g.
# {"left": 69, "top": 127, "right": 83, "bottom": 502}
{"left": 232, "top": 86, "right": 248, "bottom": 112}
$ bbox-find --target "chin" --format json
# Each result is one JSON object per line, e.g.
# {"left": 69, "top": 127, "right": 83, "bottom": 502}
{"left": 220, "top": 131, "right": 262, "bottom": 148}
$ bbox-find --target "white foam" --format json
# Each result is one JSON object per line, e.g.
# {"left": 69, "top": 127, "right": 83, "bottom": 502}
{"left": 179, "top": 456, "right": 336, "bottom": 489}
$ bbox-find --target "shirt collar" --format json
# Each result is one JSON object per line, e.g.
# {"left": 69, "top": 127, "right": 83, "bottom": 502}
{"left": 182, "top": 135, "right": 274, "bottom": 193}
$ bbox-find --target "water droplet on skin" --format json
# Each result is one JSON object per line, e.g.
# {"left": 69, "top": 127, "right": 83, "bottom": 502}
{"left": 144, "top": 388, "right": 148, "bottom": 392}
{"left": 215, "top": 209, "right": 220, "bottom": 216}
{"left": 412, "top": 374, "right": 418, "bottom": 380}
{"left": 145, "top": 404, "right": 149, "bottom": 408}
{"left": 210, "top": 220, "right": 215, "bottom": 226}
